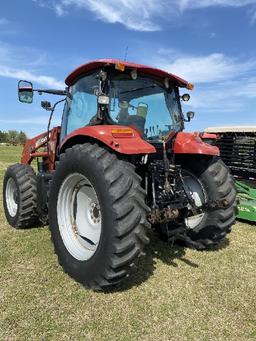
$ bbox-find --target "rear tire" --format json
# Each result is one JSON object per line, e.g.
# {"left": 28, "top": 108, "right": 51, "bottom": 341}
{"left": 160, "top": 157, "right": 237, "bottom": 249}
{"left": 48, "top": 143, "right": 150, "bottom": 290}
{"left": 3, "top": 164, "right": 39, "bottom": 228}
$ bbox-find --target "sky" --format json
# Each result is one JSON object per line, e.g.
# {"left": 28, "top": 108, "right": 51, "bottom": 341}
{"left": 1, "top": 0, "right": 256, "bottom": 137}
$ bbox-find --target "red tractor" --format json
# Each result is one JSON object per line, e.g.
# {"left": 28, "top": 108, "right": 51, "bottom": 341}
{"left": 3, "top": 59, "right": 236, "bottom": 290}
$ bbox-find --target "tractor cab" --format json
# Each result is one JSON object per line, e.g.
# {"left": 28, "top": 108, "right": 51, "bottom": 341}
{"left": 61, "top": 59, "right": 194, "bottom": 142}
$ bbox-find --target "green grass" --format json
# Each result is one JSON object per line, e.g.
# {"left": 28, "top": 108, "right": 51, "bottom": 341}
{"left": 0, "top": 145, "right": 256, "bottom": 340}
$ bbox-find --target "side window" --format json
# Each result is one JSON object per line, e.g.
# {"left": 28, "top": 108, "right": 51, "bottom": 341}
{"left": 66, "top": 91, "right": 96, "bottom": 135}
{"left": 62, "top": 73, "right": 98, "bottom": 137}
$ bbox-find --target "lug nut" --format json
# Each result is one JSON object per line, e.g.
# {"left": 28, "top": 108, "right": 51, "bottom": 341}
{"left": 222, "top": 199, "right": 229, "bottom": 207}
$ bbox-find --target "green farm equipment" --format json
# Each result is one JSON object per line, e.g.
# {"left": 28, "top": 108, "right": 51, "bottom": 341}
{"left": 205, "top": 126, "right": 256, "bottom": 223}
{"left": 236, "top": 181, "right": 256, "bottom": 222}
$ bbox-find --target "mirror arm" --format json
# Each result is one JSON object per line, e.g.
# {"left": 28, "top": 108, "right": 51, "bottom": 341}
{"left": 33, "top": 88, "right": 72, "bottom": 99}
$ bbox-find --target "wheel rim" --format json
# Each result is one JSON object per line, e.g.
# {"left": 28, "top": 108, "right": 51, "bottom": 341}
{"left": 183, "top": 171, "right": 206, "bottom": 229}
{"left": 57, "top": 173, "right": 102, "bottom": 261}
{"left": 5, "top": 177, "right": 18, "bottom": 217}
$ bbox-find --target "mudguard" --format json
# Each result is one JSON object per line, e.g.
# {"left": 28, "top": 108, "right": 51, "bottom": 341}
{"left": 60, "top": 125, "right": 156, "bottom": 155}
{"left": 173, "top": 132, "right": 220, "bottom": 156}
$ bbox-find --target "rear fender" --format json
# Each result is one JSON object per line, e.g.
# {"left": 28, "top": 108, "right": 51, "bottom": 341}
{"left": 173, "top": 132, "right": 220, "bottom": 156}
{"left": 60, "top": 125, "right": 156, "bottom": 155}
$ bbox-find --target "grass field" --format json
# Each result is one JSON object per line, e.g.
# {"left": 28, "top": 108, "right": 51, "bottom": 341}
{"left": 0, "top": 145, "right": 256, "bottom": 340}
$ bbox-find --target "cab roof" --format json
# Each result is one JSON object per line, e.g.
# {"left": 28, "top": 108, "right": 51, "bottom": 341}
{"left": 65, "top": 59, "right": 192, "bottom": 89}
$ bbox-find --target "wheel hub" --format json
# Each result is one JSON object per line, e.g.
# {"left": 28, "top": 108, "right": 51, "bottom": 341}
{"left": 182, "top": 170, "right": 207, "bottom": 230}
{"left": 6, "top": 178, "right": 18, "bottom": 217}
{"left": 57, "top": 173, "right": 102, "bottom": 261}
{"left": 89, "top": 202, "right": 101, "bottom": 224}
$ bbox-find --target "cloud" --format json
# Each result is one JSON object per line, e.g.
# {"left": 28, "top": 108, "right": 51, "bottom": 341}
{"left": 53, "top": 0, "right": 164, "bottom": 31}
{"left": 141, "top": 47, "right": 256, "bottom": 115}
{"left": 54, "top": 4, "right": 66, "bottom": 16}
{"left": 178, "top": 0, "right": 256, "bottom": 11}
{"left": 0, "top": 65, "right": 64, "bottom": 88}
{"left": 0, "top": 18, "right": 9, "bottom": 25}
{"left": 154, "top": 51, "right": 256, "bottom": 83}
{"left": 250, "top": 10, "right": 256, "bottom": 24}
{"left": 0, "top": 116, "right": 60, "bottom": 125}
{"left": 35, "top": 0, "right": 256, "bottom": 31}
{"left": 183, "top": 76, "right": 256, "bottom": 116}
{"left": 0, "top": 43, "right": 64, "bottom": 88}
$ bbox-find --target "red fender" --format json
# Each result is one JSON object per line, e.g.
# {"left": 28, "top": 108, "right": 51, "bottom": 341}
{"left": 200, "top": 132, "right": 218, "bottom": 139}
{"left": 173, "top": 132, "right": 220, "bottom": 156}
{"left": 60, "top": 125, "right": 156, "bottom": 155}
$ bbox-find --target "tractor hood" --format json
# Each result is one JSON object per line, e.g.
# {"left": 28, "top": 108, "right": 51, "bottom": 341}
{"left": 65, "top": 59, "right": 193, "bottom": 89}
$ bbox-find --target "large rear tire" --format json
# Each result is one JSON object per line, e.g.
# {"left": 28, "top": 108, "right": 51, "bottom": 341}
{"left": 160, "top": 157, "right": 237, "bottom": 249}
{"left": 48, "top": 143, "right": 150, "bottom": 290}
{"left": 3, "top": 164, "right": 39, "bottom": 228}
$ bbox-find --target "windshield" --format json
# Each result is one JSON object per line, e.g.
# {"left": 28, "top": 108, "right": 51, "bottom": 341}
{"left": 109, "top": 76, "right": 184, "bottom": 139}
{"left": 61, "top": 72, "right": 184, "bottom": 141}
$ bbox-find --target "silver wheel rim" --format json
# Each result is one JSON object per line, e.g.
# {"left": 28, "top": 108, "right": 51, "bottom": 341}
{"left": 57, "top": 173, "right": 102, "bottom": 261}
{"left": 183, "top": 171, "right": 206, "bottom": 229}
{"left": 6, "top": 178, "right": 18, "bottom": 217}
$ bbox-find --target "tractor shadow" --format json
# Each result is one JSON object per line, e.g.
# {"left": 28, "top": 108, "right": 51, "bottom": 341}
{"left": 18, "top": 218, "right": 49, "bottom": 230}
{"left": 236, "top": 218, "right": 256, "bottom": 226}
{"left": 112, "top": 230, "right": 230, "bottom": 293}
{"left": 111, "top": 231, "right": 195, "bottom": 293}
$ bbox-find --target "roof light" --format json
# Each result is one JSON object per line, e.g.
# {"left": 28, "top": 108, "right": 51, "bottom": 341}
{"left": 187, "top": 83, "right": 194, "bottom": 90}
{"left": 98, "top": 95, "right": 110, "bottom": 105}
{"left": 181, "top": 93, "right": 190, "bottom": 102}
{"left": 115, "top": 62, "right": 126, "bottom": 72}
{"left": 186, "top": 111, "right": 195, "bottom": 122}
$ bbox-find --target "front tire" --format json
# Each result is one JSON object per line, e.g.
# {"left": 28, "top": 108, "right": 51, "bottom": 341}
{"left": 49, "top": 143, "right": 150, "bottom": 290}
{"left": 3, "top": 164, "right": 39, "bottom": 228}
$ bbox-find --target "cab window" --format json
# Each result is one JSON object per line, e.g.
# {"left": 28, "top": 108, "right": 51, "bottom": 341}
{"left": 62, "top": 72, "right": 98, "bottom": 137}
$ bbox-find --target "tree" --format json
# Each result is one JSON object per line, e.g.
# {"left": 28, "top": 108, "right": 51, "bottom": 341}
{"left": 0, "top": 130, "right": 7, "bottom": 143}
{"left": 0, "top": 130, "right": 27, "bottom": 144}
{"left": 7, "top": 130, "right": 19, "bottom": 145}
{"left": 18, "top": 131, "right": 27, "bottom": 145}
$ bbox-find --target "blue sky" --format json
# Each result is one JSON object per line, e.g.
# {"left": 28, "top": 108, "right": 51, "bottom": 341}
{"left": 1, "top": 0, "right": 256, "bottom": 137}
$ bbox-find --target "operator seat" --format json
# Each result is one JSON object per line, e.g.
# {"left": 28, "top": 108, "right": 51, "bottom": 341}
{"left": 117, "top": 101, "right": 148, "bottom": 135}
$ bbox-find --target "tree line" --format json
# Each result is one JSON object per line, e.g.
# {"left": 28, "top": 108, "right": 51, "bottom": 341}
{"left": 0, "top": 130, "right": 27, "bottom": 145}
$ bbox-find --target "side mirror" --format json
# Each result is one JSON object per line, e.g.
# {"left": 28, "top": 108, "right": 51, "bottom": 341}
{"left": 186, "top": 111, "right": 195, "bottom": 122}
{"left": 41, "top": 101, "right": 52, "bottom": 111}
{"left": 18, "top": 80, "right": 33, "bottom": 104}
